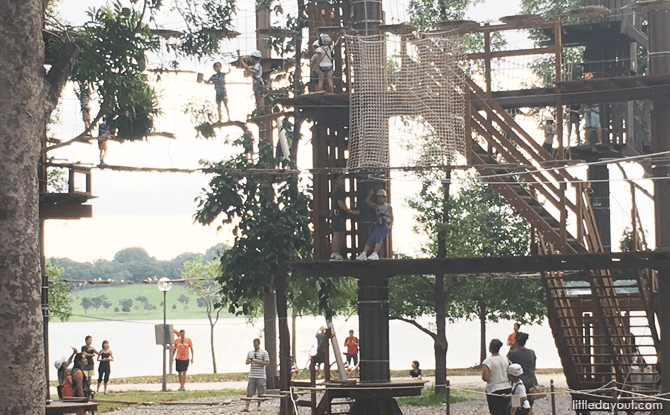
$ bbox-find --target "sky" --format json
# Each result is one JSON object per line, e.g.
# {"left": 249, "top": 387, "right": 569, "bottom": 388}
{"left": 45, "top": 0, "right": 655, "bottom": 264}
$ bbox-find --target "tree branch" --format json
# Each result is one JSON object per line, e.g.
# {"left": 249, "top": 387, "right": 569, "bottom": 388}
{"left": 393, "top": 317, "right": 436, "bottom": 340}
{"left": 44, "top": 42, "right": 78, "bottom": 113}
{"left": 42, "top": 107, "right": 108, "bottom": 154}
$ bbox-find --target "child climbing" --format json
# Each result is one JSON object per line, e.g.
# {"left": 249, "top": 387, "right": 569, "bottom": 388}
{"left": 315, "top": 34, "right": 340, "bottom": 94}
{"left": 357, "top": 189, "right": 393, "bottom": 261}
{"left": 540, "top": 114, "right": 556, "bottom": 155}
{"left": 97, "top": 119, "right": 112, "bottom": 166}
{"left": 75, "top": 83, "right": 92, "bottom": 130}
{"left": 204, "top": 62, "right": 231, "bottom": 122}
{"left": 238, "top": 50, "right": 265, "bottom": 114}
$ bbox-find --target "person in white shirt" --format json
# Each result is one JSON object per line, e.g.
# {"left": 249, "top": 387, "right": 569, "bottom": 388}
{"left": 242, "top": 338, "right": 270, "bottom": 412}
{"left": 482, "top": 339, "right": 511, "bottom": 415}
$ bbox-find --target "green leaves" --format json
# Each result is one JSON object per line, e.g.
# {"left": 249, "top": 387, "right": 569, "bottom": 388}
{"left": 47, "top": 259, "right": 72, "bottom": 322}
{"left": 69, "top": 4, "right": 159, "bottom": 139}
{"left": 174, "top": 0, "right": 238, "bottom": 58}
{"left": 195, "top": 150, "right": 312, "bottom": 317}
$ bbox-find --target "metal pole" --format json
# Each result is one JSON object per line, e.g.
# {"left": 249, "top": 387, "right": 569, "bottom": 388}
{"left": 445, "top": 379, "right": 450, "bottom": 415}
{"left": 162, "top": 290, "right": 167, "bottom": 392}
{"left": 550, "top": 379, "right": 556, "bottom": 415}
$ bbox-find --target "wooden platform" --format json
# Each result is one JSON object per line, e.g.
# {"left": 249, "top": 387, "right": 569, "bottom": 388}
{"left": 491, "top": 74, "right": 670, "bottom": 109}
{"left": 45, "top": 400, "right": 99, "bottom": 415}
{"left": 277, "top": 93, "right": 349, "bottom": 122}
{"left": 289, "top": 251, "right": 670, "bottom": 278}
{"left": 323, "top": 378, "right": 428, "bottom": 399}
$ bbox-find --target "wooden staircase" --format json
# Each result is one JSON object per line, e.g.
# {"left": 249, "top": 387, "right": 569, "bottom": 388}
{"left": 463, "top": 75, "right": 660, "bottom": 394}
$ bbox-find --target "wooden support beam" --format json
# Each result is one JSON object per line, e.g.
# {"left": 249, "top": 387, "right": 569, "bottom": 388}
{"left": 40, "top": 203, "right": 92, "bottom": 220}
{"left": 289, "top": 251, "right": 670, "bottom": 278}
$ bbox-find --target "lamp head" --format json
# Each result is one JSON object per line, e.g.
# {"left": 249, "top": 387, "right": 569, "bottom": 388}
{"left": 157, "top": 277, "right": 172, "bottom": 292}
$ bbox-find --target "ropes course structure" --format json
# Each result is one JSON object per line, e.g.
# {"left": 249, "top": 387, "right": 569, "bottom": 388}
{"left": 346, "top": 32, "right": 467, "bottom": 169}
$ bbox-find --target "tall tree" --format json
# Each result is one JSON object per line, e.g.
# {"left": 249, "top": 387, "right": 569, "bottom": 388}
{"left": 46, "top": 259, "right": 72, "bottom": 322}
{"left": 182, "top": 259, "right": 227, "bottom": 373}
{"left": 390, "top": 177, "right": 547, "bottom": 386}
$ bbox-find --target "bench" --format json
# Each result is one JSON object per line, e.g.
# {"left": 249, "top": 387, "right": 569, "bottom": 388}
{"left": 45, "top": 400, "right": 99, "bottom": 415}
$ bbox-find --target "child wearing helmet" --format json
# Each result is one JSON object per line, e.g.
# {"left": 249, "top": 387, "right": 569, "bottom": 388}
{"left": 315, "top": 33, "right": 340, "bottom": 93}
{"left": 311, "top": 40, "right": 320, "bottom": 91}
{"left": 504, "top": 363, "right": 533, "bottom": 415}
{"left": 238, "top": 50, "right": 265, "bottom": 113}
{"left": 357, "top": 188, "right": 393, "bottom": 260}
{"left": 540, "top": 114, "right": 556, "bottom": 155}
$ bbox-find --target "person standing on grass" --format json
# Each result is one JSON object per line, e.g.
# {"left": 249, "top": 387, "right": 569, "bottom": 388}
{"left": 81, "top": 335, "right": 99, "bottom": 386}
{"left": 243, "top": 338, "right": 270, "bottom": 412}
{"left": 96, "top": 340, "right": 114, "bottom": 394}
{"left": 173, "top": 329, "right": 194, "bottom": 391}
{"left": 344, "top": 330, "right": 359, "bottom": 367}
{"left": 357, "top": 189, "right": 393, "bottom": 261}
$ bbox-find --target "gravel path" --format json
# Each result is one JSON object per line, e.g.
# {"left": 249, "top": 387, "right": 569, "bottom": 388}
{"left": 106, "top": 393, "right": 576, "bottom": 414}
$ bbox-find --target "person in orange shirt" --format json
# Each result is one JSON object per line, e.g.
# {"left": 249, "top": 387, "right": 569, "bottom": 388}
{"left": 507, "top": 323, "right": 520, "bottom": 349}
{"left": 173, "top": 329, "right": 194, "bottom": 391}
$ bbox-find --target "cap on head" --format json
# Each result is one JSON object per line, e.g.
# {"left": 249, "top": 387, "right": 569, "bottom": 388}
{"left": 584, "top": 72, "right": 594, "bottom": 80}
{"left": 544, "top": 114, "right": 554, "bottom": 122}
{"left": 313, "top": 40, "right": 320, "bottom": 48}
{"left": 54, "top": 357, "right": 68, "bottom": 370}
{"left": 251, "top": 50, "right": 262, "bottom": 59}
{"left": 376, "top": 189, "right": 387, "bottom": 197}
{"left": 508, "top": 363, "right": 523, "bottom": 377}
{"left": 320, "top": 33, "right": 332, "bottom": 45}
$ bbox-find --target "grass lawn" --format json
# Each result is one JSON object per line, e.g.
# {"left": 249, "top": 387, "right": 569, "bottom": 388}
{"left": 52, "top": 389, "right": 245, "bottom": 413}
{"left": 64, "top": 284, "right": 235, "bottom": 322}
{"left": 49, "top": 368, "right": 564, "bottom": 386}
{"left": 396, "top": 386, "right": 473, "bottom": 406}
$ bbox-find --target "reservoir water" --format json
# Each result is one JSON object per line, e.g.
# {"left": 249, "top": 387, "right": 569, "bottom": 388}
{"left": 48, "top": 315, "right": 561, "bottom": 380}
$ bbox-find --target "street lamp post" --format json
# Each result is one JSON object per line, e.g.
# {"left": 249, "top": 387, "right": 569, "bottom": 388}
{"left": 157, "top": 277, "right": 173, "bottom": 392}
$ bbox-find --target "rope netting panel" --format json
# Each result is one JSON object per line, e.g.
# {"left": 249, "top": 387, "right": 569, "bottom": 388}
{"left": 346, "top": 32, "right": 467, "bottom": 170}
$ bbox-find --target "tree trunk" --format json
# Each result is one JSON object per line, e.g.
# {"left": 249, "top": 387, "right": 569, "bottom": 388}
{"left": 434, "top": 274, "right": 448, "bottom": 394}
{"left": 0, "top": 1, "right": 50, "bottom": 413}
{"left": 275, "top": 274, "right": 293, "bottom": 415}
{"left": 479, "top": 300, "right": 487, "bottom": 364}
{"left": 264, "top": 286, "right": 277, "bottom": 388}
{"left": 208, "top": 312, "right": 217, "bottom": 373}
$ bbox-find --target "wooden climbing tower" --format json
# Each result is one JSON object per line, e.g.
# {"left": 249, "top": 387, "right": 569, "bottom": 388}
{"left": 283, "top": 1, "right": 669, "bottom": 414}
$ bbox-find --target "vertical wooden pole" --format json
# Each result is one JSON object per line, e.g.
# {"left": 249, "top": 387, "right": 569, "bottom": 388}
{"left": 649, "top": 11, "right": 670, "bottom": 410}
{"left": 554, "top": 18, "right": 564, "bottom": 160}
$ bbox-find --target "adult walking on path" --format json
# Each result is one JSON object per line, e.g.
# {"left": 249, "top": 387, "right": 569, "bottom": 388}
{"left": 482, "top": 339, "right": 511, "bottom": 415}
{"left": 243, "top": 338, "right": 270, "bottom": 412}
{"left": 344, "top": 330, "right": 359, "bottom": 367}
{"left": 174, "top": 329, "right": 194, "bottom": 391}
{"left": 508, "top": 332, "right": 538, "bottom": 407}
